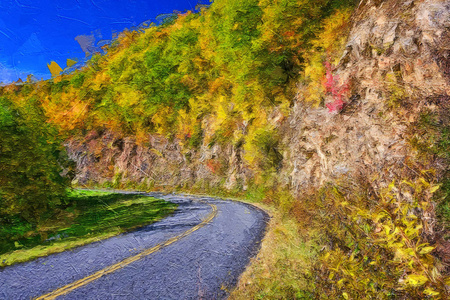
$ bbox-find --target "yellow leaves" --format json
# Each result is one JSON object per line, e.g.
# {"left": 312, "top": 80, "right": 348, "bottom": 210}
{"left": 115, "top": 86, "right": 142, "bottom": 108}
{"left": 209, "top": 77, "right": 229, "bottom": 94}
{"left": 40, "top": 87, "right": 90, "bottom": 132}
{"left": 339, "top": 200, "right": 349, "bottom": 207}
{"left": 300, "top": 7, "right": 353, "bottom": 106}
{"left": 214, "top": 95, "right": 230, "bottom": 127}
{"left": 394, "top": 246, "right": 415, "bottom": 261}
{"left": 382, "top": 224, "right": 392, "bottom": 236}
{"left": 302, "top": 56, "right": 325, "bottom": 106}
{"left": 151, "top": 106, "right": 175, "bottom": 136}
{"left": 418, "top": 246, "right": 434, "bottom": 255}
{"left": 92, "top": 71, "right": 110, "bottom": 90}
{"left": 315, "top": 175, "right": 446, "bottom": 298}
{"left": 150, "top": 148, "right": 163, "bottom": 158}
{"left": 429, "top": 184, "right": 441, "bottom": 194}
{"left": 419, "top": 177, "right": 429, "bottom": 187}
{"left": 401, "top": 179, "right": 414, "bottom": 188}
{"left": 242, "top": 118, "right": 281, "bottom": 170}
{"left": 47, "top": 61, "right": 63, "bottom": 77}
{"left": 423, "top": 287, "right": 440, "bottom": 296}
{"left": 373, "top": 210, "right": 390, "bottom": 223}
{"left": 66, "top": 59, "right": 77, "bottom": 68}
{"left": 315, "top": 8, "right": 352, "bottom": 55}
{"left": 404, "top": 274, "right": 428, "bottom": 287}
{"left": 175, "top": 107, "right": 196, "bottom": 144}
{"left": 328, "top": 271, "right": 335, "bottom": 280}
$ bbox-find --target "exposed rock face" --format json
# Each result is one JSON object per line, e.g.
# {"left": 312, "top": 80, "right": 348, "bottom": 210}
{"left": 68, "top": 0, "right": 449, "bottom": 193}
{"left": 67, "top": 130, "right": 251, "bottom": 189}
{"left": 282, "top": 0, "right": 449, "bottom": 193}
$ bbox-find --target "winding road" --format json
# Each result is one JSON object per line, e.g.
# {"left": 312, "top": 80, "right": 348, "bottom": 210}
{"left": 0, "top": 192, "right": 269, "bottom": 299}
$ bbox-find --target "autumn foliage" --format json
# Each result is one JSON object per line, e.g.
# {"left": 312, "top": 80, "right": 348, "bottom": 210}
{"left": 5, "top": 0, "right": 448, "bottom": 298}
{"left": 324, "top": 61, "right": 350, "bottom": 112}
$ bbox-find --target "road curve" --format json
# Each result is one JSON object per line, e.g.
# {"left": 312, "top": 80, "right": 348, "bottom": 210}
{"left": 0, "top": 192, "right": 269, "bottom": 299}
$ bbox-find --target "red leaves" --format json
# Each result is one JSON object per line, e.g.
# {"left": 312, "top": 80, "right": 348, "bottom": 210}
{"left": 326, "top": 96, "right": 346, "bottom": 112}
{"left": 324, "top": 61, "right": 349, "bottom": 113}
{"left": 206, "top": 159, "right": 221, "bottom": 174}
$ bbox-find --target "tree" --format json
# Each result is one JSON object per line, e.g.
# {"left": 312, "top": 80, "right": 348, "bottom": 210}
{"left": 0, "top": 96, "right": 73, "bottom": 224}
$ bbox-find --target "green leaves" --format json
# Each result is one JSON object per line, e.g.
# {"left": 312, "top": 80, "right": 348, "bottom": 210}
{"left": 0, "top": 99, "right": 14, "bottom": 127}
{"left": 0, "top": 96, "right": 72, "bottom": 225}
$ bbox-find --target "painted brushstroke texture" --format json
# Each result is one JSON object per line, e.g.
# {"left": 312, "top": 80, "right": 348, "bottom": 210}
{"left": 0, "top": 0, "right": 210, "bottom": 83}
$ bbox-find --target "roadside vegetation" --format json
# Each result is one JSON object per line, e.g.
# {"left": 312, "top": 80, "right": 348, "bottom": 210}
{"left": 228, "top": 201, "right": 318, "bottom": 299}
{"left": 0, "top": 190, "right": 177, "bottom": 267}
{"left": 168, "top": 175, "right": 448, "bottom": 299}
{"left": 0, "top": 95, "right": 73, "bottom": 225}
{"left": 0, "top": 0, "right": 448, "bottom": 298}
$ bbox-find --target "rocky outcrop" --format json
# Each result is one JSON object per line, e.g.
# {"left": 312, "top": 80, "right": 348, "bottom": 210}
{"left": 67, "top": 130, "right": 252, "bottom": 189}
{"left": 282, "top": 0, "right": 449, "bottom": 193}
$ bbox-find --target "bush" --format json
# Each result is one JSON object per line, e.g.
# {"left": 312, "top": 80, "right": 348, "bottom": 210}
{"left": 308, "top": 179, "right": 449, "bottom": 299}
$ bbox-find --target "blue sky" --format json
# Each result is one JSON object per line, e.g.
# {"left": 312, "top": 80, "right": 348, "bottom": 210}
{"left": 0, "top": 0, "right": 210, "bottom": 83}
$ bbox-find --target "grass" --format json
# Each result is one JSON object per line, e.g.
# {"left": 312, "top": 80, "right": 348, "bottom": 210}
{"left": 0, "top": 189, "right": 177, "bottom": 267}
{"left": 225, "top": 199, "right": 317, "bottom": 300}
{"left": 437, "top": 176, "right": 450, "bottom": 232}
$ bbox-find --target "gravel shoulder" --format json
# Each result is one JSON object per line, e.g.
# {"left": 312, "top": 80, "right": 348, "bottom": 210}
{"left": 0, "top": 192, "right": 269, "bottom": 299}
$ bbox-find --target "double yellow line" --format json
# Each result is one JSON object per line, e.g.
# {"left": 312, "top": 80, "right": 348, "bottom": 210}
{"left": 35, "top": 203, "right": 218, "bottom": 300}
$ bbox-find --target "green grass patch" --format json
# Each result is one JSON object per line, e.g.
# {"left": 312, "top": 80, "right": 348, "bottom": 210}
{"left": 0, "top": 189, "right": 177, "bottom": 267}
{"left": 437, "top": 176, "right": 450, "bottom": 232}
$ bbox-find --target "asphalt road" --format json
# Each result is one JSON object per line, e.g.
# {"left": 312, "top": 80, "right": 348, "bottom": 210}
{"left": 0, "top": 193, "right": 269, "bottom": 299}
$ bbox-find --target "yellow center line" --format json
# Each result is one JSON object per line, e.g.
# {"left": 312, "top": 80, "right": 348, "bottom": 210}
{"left": 35, "top": 203, "right": 218, "bottom": 300}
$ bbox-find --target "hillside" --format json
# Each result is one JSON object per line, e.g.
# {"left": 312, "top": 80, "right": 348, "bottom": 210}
{"left": 0, "top": 0, "right": 449, "bottom": 298}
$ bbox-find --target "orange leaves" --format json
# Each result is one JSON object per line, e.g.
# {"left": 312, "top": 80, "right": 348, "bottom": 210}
{"left": 91, "top": 71, "right": 111, "bottom": 90}
{"left": 45, "top": 95, "right": 89, "bottom": 131}
{"left": 282, "top": 30, "right": 295, "bottom": 37}
{"left": 206, "top": 159, "right": 222, "bottom": 174}
{"left": 209, "top": 77, "right": 231, "bottom": 94}
{"left": 2, "top": 0, "right": 359, "bottom": 156}
{"left": 116, "top": 30, "right": 139, "bottom": 48}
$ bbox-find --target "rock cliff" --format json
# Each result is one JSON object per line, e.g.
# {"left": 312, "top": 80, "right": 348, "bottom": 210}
{"left": 283, "top": 0, "right": 449, "bottom": 193}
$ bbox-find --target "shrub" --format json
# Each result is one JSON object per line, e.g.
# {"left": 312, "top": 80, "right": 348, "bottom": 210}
{"left": 309, "top": 178, "right": 449, "bottom": 298}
